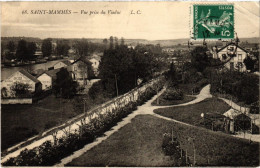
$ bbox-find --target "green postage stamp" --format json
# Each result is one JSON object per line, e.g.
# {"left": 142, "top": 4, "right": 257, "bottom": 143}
{"left": 192, "top": 4, "right": 234, "bottom": 40}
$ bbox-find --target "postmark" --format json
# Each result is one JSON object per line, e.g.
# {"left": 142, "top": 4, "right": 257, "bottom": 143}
{"left": 192, "top": 4, "right": 234, "bottom": 40}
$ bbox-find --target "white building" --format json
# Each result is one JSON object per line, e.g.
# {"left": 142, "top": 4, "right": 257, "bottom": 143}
{"left": 37, "top": 72, "right": 53, "bottom": 90}
{"left": 1, "top": 69, "right": 42, "bottom": 97}
{"left": 213, "top": 43, "right": 248, "bottom": 72}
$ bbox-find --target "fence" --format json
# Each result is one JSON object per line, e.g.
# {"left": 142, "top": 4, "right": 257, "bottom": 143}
{"left": 1, "top": 76, "right": 164, "bottom": 165}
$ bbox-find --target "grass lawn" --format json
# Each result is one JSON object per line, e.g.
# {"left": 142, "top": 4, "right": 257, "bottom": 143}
{"left": 151, "top": 94, "right": 196, "bottom": 106}
{"left": 67, "top": 115, "right": 259, "bottom": 166}
{"left": 154, "top": 98, "right": 230, "bottom": 126}
{"left": 1, "top": 94, "right": 82, "bottom": 151}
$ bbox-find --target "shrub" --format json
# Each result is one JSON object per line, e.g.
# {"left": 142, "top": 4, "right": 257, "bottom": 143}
{"left": 10, "top": 82, "right": 32, "bottom": 98}
{"left": 163, "top": 88, "right": 183, "bottom": 100}
{"left": 210, "top": 72, "right": 258, "bottom": 105}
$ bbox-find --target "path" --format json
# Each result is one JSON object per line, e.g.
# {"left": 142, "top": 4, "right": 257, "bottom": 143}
{"left": 220, "top": 98, "right": 249, "bottom": 113}
{"left": 56, "top": 84, "right": 212, "bottom": 166}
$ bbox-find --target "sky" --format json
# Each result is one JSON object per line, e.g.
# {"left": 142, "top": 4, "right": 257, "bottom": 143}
{"left": 1, "top": 1, "right": 259, "bottom": 40}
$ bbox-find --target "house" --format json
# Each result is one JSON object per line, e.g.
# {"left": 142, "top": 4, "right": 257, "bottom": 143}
{"left": 213, "top": 42, "right": 248, "bottom": 72}
{"left": 36, "top": 68, "right": 61, "bottom": 90}
{"left": 69, "top": 58, "right": 90, "bottom": 86}
{"left": 1, "top": 69, "right": 42, "bottom": 97}
{"left": 37, "top": 72, "right": 53, "bottom": 90}
{"left": 53, "top": 60, "right": 71, "bottom": 70}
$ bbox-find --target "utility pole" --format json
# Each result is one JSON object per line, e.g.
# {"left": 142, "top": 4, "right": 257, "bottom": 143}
{"left": 192, "top": 140, "right": 196, "bottom": 166}
{"left": 60, "top": 88, "right": 63, "bottom": 124}
{"left": 83, "top": 98, "right": 87, "bottom": 117}
{"left": 115, "top": 74, "right": 118, "bottom": 97}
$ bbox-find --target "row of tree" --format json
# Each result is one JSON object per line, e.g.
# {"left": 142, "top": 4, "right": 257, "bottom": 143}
{"left": 98, "top": 38, "right": 168, "bottom": 97}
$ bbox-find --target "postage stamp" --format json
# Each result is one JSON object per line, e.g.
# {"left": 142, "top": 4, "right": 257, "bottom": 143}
{"left": 192, "top": 4, "right": 234, "bottom": 40}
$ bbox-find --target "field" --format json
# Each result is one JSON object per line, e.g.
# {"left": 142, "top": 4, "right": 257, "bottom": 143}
{"left": 67, "top": 115, "right": 259, "bottom": 166}
{"left": 154, "top": 98, "right": 230, "bottom": 126}
{"left": 1, "top": 94, "right": 81, "bottom": 151}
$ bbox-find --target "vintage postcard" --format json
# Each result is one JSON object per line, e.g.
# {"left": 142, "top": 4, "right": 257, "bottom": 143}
{"left": 1, "top": 1, "right": 259, "bottom": 167}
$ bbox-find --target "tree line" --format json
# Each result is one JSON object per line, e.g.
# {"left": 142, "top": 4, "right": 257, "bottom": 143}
{"left": 1, "top": 38, "right": 108, "bottom": 62}
{"left": 97, "top": 36, "right": 168, "bottom": 97}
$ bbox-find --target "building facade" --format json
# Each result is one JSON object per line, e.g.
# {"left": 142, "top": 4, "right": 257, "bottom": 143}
{"left": 1, "top": 69, "right": 42, "bottom": 97}
{"left": 69, "top": 59, "right": 88, "bottom": 86}
{"left": 37, "top": 72, "right": 52, "bottom": 90}
{"left": 214, "top": 43, "right": 248, "bottom": 72}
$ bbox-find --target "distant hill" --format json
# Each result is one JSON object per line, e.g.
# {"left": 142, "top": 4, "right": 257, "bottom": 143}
{"left": 1, "top": 37, "right": 259, "bottom": 47}
{"left": 239, "top": 37, "right": 260, "bottom": 44}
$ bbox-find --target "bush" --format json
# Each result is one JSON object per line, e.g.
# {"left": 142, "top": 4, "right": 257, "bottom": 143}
{"left": 183, "top": 68, "right": 203, "bottom": 84}
{"left": 210, "top": 72, "right": 259, "bottom": 105}
{"left": 163, "top": 88, "right": 183, "bottom": 100}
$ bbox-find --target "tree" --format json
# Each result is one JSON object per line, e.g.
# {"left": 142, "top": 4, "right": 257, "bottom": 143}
{"left": 56, "top": 40, "right": 70, "bottom": 56}
{"left": 191, "top": 46, "right": 210, "bottom": 72}
{"left": 103, "top": 38, "right": 108, "bottom": 49}
{"left": 109, "top": 36, "right": 114, "bottom": 49}
{"left": 16, "top": 39, "right": 28, "bottom": 61}
{"left": 166, "top": 62, "right": 177, "bottom": 87}
{"left": 243, "top": 56, "right": 256, "bottom": 72}
{"left": 53, "top": 68, "right": 78, "bottom": 98}
{"left": 1, "top": 42, "right": 5, "bottom": 61}
{"left": 4, "top": 50, "right": 16, "bottom": 61}
{"left": 120, "top": 37, "right": 125, "bottom": 46}
{"left": 15, "top": 40, "right": 37, "bottom": 61}
{"left": 10, "top": 82, "right": 31, "bottom": 98}
{"left": 41, "top": 38, "right": 52, "bottom": 57}
{"left": 27, "top": 42, "right": 37, "bottom": 60}
{"left": 6, "top": 41, "right": 16, "bottom": 52}
{"left": 73, "top": 39, "right": 89, "bottom": 57}
{"left": 99, "top": 40, "right": 166, "bottom": 96}
{"left": 114, "top": 37, "right": 119, "bottom": 48}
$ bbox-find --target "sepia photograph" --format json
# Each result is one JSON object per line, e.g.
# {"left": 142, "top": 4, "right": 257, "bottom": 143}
{"left": 0, "top": 1, "right": 259, "bottom": 167}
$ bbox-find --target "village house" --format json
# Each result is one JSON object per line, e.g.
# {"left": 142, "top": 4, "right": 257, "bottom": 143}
{"left": 213, "top": 42, "right": 248, "bottom": 72}
{"left": 69, "top": 58, "right": 90, "bottom": 86}
{"left": 53, "top": 60, "right": 71, "bottom": 70}
{"left": 37, "top": 72, "right": 52, "bottom": 90}
{"left": 36, "top": 69, "right": 60, "bottom": 90}
{"left": 1, "top": 69, "right": 42, "bottom": 98}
